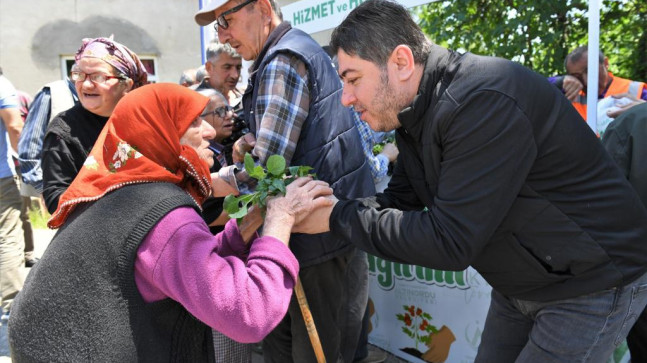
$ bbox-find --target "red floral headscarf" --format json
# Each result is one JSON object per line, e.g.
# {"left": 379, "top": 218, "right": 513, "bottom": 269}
{"left": 48, "top": 83, "right": 212, "bottom": 229}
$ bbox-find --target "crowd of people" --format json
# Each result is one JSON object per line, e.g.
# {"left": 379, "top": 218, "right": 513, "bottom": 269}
{"left": 0, "top": 0, "right": 646, "bottom": 362}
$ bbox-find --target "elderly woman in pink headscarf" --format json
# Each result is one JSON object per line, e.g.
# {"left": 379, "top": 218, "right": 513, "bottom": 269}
{"left": 41, "top": 37, "right": 148, "bottom": 213}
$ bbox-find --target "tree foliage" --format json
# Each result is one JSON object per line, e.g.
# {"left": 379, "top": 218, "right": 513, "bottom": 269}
{"left": 417, "top": 0, "right": 646, "bottom": 81}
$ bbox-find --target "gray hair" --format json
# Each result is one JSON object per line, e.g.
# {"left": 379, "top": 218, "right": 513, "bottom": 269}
{"left": 196, "top": 88, "right": 227, "bottom": 104}
{"left": 330, "top": 0, "right": 431, "bottom": 68}
{"left": 206, "top": 42, "right": 241, "bottom": 64}
{"left": 179, "top": 68, "right": 198, "bottom": 86}
{"left": 196, "top": 65, "right": 207, "bottom": 83}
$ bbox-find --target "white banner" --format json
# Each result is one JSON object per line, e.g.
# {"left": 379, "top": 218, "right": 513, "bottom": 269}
{"left": 366, "top": 256, "right": 491, "bottom": 362}
{"left": 281, "top": 0, "right": 438, "bottom": 34}
{"left": 366, "top": 255, "right": 631, "bottom": 362}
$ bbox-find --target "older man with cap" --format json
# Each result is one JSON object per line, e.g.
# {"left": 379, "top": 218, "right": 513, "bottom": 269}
{"left": 195, "top": 1, "right": 375, "bottom": 362}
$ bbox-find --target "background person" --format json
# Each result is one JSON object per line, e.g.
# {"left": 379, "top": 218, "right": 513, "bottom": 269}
{"left": 192, "top": 41, "right": 243, "bottom": 108}
{"left": 295, "top": 1, "right": 647, "bottom": 361}
{"left": 10, "top": 90, "right": 38, "bottom": 267}
{"left": 41, "top": 36, "right": 147, "bottom": 213}
{"left": 550, "top": 46, "right": 647, "bottom": 123}
{"left": 0, "top": 67, "right": 25, "bottom": 322}
{"left": 18, "top": 64, "right": 79, "bottom": 195}
{"left": 195, "top": 0, "right": 376, "bottom": 361}
{"left": 179, "top": 67, "right": 199, "bottom": 87}
{"left": 195, "top": 88, "right": 253, "bottom": 363}
{"left": 8, "top": 83, "right": 334, "bottom": 362}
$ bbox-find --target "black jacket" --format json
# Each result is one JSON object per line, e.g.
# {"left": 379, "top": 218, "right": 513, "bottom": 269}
{"left": 331, "top": 45, "right": 647, "bottom": 302}
{"left": 42, "top": 103, "right": 109, "bottom": 213}
{"left": 602, "top": 103, "right": 647, "bottom": 208}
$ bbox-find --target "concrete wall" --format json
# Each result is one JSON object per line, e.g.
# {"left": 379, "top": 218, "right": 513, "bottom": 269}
{"left": 0, "top": 0, "right": 203, "bottom": 95}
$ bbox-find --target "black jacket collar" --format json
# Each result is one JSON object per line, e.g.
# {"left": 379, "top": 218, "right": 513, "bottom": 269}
{"left": 397, "top": 45, "right": 452, "bottom": 141}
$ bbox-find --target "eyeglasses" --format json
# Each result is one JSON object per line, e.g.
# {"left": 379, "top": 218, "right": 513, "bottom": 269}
{"left": 71, "top": 71, "right": 126, "bottom": 84}
{"left": 201, "top": 105, "right": 234, "bottom": 118}
{"left": 214, "top": 0, "right": 258, "bottom": 30}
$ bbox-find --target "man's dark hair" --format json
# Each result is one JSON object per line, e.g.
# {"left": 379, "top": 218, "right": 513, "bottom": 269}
{"left": 0, "top": 67, "right": 3, "bottom": 75}
{"left": 330, "top": 0, "right": 431, "bottom": 67}
{"left": 565, "top": 45, "right": 605, "bottom": 70}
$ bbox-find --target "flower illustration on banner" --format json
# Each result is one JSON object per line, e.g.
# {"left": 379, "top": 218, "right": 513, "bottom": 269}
{"left": 109, "top": 141, "right": 142, "bottom": 173}
{"left": 397, "top": 304, "right": 438, "bottom": 351}
{"left": 397, "top": 304, "right": 457, "bottom": 362}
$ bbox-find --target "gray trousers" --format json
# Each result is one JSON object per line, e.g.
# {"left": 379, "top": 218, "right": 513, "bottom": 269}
{"left": 0, "top": 176, "right": 25, "bottom": 313}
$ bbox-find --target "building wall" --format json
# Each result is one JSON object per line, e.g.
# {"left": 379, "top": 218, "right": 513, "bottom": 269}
{"left": 0, "top": 0, "right": 203, "bottom": 95}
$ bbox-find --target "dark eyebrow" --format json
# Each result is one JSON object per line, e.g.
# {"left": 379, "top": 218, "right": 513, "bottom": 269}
{"left": 339, "top": 68, "right": 355, "bottom": 80}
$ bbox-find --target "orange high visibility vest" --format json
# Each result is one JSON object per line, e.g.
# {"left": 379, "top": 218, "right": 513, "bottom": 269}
{"left": 571, "top": 73, "right": 646, "bottom": 120}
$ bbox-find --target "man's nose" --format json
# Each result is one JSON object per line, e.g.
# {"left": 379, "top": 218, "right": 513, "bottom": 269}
{"left": 217, "top": 30, "right": 230, "bottom": 45}
{"left": 341, "top": 87, "right": 356, "bottom": 107}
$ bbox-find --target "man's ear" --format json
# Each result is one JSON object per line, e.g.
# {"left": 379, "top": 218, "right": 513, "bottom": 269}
{"left": 257, "top": 0, "right": 274, "bottom": 20}
{"left": 389, "top": 45, "right": 415, "bottom": 81}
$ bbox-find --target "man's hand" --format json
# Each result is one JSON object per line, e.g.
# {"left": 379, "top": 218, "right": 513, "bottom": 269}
{"left": 263, "top": 177, "right": 334, "bottom": 244}
{"left": 421, "top": 326, "right": 456, "bottom": 363}
{"left": 232, "top": 133, "right": 257, "bottom": 163}
{"left": 562, "top": 75, "right": 583, "bottom": 102}
{"left": 607, "top": 93, "right": 646, "bottom": 118}
{"left": 292, "top": 194, "right": 338, "bottom": 234}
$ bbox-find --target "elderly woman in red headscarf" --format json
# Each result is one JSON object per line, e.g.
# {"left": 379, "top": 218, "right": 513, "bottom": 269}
{"left": 41, "top": 36, "right": 148, "bottom": 214}
{"left": 8, "top": 84, "right": 333, "bottom": 362}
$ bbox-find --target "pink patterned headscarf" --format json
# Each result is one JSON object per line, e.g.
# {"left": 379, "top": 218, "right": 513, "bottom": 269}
{"left": 75, "top": 37, "right": 148, "bottom": 89}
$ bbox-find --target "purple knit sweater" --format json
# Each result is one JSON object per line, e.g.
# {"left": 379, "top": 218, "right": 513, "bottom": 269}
{"left": 134, "top": 207, "right": 299, "bottom": 343}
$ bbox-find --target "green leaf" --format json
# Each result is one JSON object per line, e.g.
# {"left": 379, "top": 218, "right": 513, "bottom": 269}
{"left": 244, "top": 153, "right": 255, "bottom": 175}
{"left": 249, "top": 165, "right": 266, "bottom": 180}
{"left": 223, "top": 194, "right": 240, "bottom": 215}
{"left": 288, "top": 166, "right": 300, "bottom": 176}
{"left": 258, "top": 191, "right": 268, "bottom": 207}
{"left": 297, "top": 166, "right": 313, "bottom": 177}
{"left": 272, "top": 179, "right": 286, "bottom": 194}
{"left": 267, "top": 154, "right": 286, "bottom": 177}
{"left": 228, "top": 203, "right": 248, "bottom": 219}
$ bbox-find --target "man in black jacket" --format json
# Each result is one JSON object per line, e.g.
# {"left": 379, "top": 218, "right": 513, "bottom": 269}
{"left": 601, "top": 102, "right": 647, "bottom": 363}
{"left": 295, "top": 1, "right": 647, "bottom": 361}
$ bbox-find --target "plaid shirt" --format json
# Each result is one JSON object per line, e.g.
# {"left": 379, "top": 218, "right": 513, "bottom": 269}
{"left": 352, "top": 111, "right": 390, "bottom": 184}
{"left": 218, "top": 53, "right": 310, "bottom": 193}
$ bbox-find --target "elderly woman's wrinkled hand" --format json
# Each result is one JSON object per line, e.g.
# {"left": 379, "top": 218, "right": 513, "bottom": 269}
{"left": 266, "top": 177, "right": 333, "bottom": 225}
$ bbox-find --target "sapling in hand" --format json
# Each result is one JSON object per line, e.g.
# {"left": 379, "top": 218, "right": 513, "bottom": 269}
{"left": 223, "top": 153, "right": 314, "bottom": 221}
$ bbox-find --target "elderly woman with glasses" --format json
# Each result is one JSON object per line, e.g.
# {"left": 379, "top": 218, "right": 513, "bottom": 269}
{"left": 197, "top": 88, "right": 238, "bottom": 234}
{"left": 8, "top": 83, "right": 333, "bottom": 361}
{"left": 41, "top": 36, "right": 148, "bottom": 214}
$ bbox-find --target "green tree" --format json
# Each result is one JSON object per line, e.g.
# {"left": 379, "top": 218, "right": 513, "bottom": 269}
{"left": 417, "top": 0, "right": 646, "bottom": 81}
